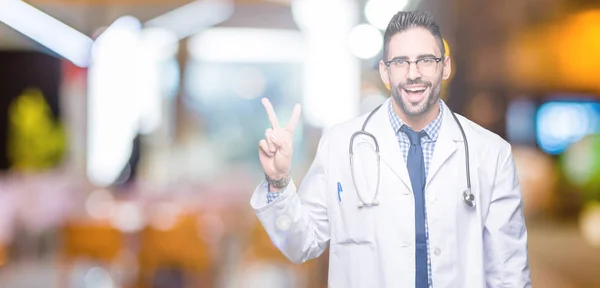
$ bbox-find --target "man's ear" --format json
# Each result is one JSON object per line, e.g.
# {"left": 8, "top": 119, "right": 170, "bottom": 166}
{"left": 379, "top": 60, "right": 390, "bottom": 86}
{"left": 442, "top": 56, "right": 452, "bottom": 80}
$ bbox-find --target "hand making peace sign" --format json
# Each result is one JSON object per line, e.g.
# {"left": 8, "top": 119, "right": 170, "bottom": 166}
{"left": 258, "top": 98, "right": 302, "bottom": 183}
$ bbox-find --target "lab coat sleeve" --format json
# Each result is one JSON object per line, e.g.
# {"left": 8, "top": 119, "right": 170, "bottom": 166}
{"left": 483, "top": 142, "right": 531, "bottom": 287}
{"left": 250, "top": 137, "right": 330, "bottom": 264}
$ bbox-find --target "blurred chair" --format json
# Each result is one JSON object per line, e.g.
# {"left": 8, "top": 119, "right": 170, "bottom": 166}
{"left": 59, "top": 220, "right": 125, "bottom": 287}
{"left": 137, "top": 212, "right": 214, "bottom": 288}
{"left": 0, "top": 243, "right": 7, "bottom": 268}
{"left": 235, "top": 222, "right": 324, "bottom": 288}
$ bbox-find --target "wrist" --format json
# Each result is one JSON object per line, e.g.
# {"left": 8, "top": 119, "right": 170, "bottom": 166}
{"left": 269, "top": 184, "right": 284, "bottom": 193}
{"left": 265, "top": 173, "right": 290, "bottom": 190}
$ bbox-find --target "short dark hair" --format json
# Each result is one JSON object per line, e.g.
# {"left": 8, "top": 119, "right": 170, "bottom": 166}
{"left": 383, "top": 10, "right": 445, "bottom": 61}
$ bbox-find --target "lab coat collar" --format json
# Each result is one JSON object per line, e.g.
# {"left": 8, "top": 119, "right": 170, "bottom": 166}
{"left": 369, "top": 98, "right": 411, "bottom": 190}
{"left": 427, "top": 100, "right": 464, "bottom": 184}
{"left": 369, "top": 98, "right": 463, "bottom": 189}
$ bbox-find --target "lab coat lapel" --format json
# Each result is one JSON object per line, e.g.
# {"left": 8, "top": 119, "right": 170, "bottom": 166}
{"left": 369, "top": 99, "right": 412, "bottom": 190}
{"left": 427, "top": 101, "right": 463, "bottom": 185}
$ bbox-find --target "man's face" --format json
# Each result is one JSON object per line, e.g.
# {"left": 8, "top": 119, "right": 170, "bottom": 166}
{"left": 379, "top": 27, "right": 451, "bottom": 117}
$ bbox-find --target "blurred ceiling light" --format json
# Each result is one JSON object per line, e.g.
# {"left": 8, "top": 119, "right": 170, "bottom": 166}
{"left": 139, "top": 27, "right": 179, "bottom": 61}
{"left": 0, "top": 0, "right": 93, "bottom": 67}
{"left": 145, "top": 0, "right": 233, "bottom": 40}
{"left": 291, "top": 0, "right": 359, "bottom": 129}
{"left": 348, "top": 24, "right": 382, "bottom": 59}
{"left": 87, "top": 16, "right": 143, "bottom": 187}
{"left": 364, "top": 0, "right": 410, "bottom": 30}
{"left": 188, "top": 28, "right": 305, "bottom": 63}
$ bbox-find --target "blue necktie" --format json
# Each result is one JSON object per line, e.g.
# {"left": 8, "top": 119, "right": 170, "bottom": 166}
{"left": 400, "top": 125, "right": 428, "bottom": 288}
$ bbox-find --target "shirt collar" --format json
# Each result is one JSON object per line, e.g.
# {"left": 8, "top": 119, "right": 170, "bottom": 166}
{"left": 387, "top": 98, "right": 444, "bottom": 141}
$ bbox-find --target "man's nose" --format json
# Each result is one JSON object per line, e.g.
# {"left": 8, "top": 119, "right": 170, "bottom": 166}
{"left": 405, "top": 62, "right": 422, "bottom": 80}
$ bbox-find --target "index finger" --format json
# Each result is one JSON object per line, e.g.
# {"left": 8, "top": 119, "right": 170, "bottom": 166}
{"left": 261, "top": 98, "right": 279, "bottom": 129}
{"left": 286, "top": 103, "right": 302, "bottom": 132}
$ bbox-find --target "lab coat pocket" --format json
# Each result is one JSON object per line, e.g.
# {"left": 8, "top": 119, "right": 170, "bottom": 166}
{"left": 332, "top": 179, "right": 378, "bottom": 245}
{"left": 329, "top": 243, "right": 378, "bottom": 288}
{"left": 332, "top": 140, "right": 379, "bottom": 244}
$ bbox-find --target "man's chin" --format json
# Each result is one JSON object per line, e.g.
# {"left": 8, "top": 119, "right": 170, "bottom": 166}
{"left": 400, "top": 98, "right": 432, "bottom": 117}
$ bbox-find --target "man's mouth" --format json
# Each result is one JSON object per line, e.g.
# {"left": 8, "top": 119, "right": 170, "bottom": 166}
{"left": 402, "top": 86, "right": 428, "bottom": 102}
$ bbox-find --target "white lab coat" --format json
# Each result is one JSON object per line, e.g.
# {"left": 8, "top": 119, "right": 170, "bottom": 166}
{"left": 250, "top": 99, "right": 531, "bottom": 288}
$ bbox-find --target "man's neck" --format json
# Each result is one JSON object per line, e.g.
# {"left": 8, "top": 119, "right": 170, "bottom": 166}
{"left": 392, "top": 100, "right": 440, "bottom": 131}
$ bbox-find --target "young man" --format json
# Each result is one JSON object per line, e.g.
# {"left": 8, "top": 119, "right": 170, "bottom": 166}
{"left": 251, "top": 10, "right": 531, "bottom": 288}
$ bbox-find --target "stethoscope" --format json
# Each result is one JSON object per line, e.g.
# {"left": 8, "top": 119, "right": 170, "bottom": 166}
{"left": 349, "top": 103, "right": 475, "bottom": 208}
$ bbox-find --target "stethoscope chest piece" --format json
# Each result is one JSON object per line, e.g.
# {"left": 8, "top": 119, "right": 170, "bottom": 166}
{"left": 463, "top": 189, "right": 476, "bottom": 208}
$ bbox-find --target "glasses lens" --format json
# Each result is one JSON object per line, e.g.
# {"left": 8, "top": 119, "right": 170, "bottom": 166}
{"left": 389, "top": 59, "right": 439, "bottom": 77}
{"left": 417, "top": 59, "right": 438, "bottom": 76}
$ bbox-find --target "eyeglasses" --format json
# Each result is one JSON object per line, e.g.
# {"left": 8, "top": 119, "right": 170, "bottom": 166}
{"left": 384, "top": 57, "right": 443, "bottom": 77}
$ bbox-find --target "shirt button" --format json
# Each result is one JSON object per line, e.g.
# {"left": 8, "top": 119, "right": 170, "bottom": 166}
{"left": 276, "top": 215, "right": 291, "bottom": 231}
{"left": 434, "top": 248, "right": 442, "bottom": 256}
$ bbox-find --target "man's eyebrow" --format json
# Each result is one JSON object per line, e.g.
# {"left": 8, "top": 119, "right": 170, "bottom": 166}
{"left": 388, "top": 54, "right": 440, "bottom": 61}
{"left": 417, "top": 54, "right": 439, "bottom": 59}
{"left": 389, "top": 56, "right": 409, "bottom": 61}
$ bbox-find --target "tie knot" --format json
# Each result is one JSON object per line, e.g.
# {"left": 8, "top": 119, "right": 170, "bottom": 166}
{"left": 400, "top": 125, "right": 426, "bottom": 145}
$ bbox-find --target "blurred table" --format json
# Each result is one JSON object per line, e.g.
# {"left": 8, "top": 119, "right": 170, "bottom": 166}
{"left": 528, "top": 220, "right": 600, "bottom": 288}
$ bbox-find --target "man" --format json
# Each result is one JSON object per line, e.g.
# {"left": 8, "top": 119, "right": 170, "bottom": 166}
{"left": 251, "top": 10, "right": 531, "bottom": 288}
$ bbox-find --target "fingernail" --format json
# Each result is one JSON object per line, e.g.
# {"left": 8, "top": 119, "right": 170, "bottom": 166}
{"left": 271, "top": 135, "right": 277, "bottom": 142}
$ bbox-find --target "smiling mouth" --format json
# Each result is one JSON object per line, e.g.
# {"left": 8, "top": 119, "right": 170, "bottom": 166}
{"left": 402, "top": 86, "right": 428, "bottom": 101}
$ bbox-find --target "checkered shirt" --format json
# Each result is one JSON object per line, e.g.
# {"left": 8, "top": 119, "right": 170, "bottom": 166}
{"left": 388, "top": 99, "right": 444, "bottom": 288}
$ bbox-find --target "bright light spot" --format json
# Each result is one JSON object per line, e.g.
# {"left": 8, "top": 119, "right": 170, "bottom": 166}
{"left": 150, "top": 202, "right": 180, "bottom": 231}
{"left": 188, "top": 28, "right": 306, "bottom": 63}
{"left": 364, "top": 0, "right": 410, "bottom": 30}
{"left": 87, "top": 16, "right": 142, "bottom": 187}
{"left": 292, "top": 0, "right": 356, "bottom": 31}
{"left": 110, "top": 202, "right": 144, "bottom": 233}
{"left": 348, "top": 24, "right": 383, "bottom": 59}
{"left": 563, "top": 136, "right": 595, "bottom": 186}
{"left": 536, "top": 102, "right": 599, "bottom": 155}
{"left": 291, "top": 0, "right": 360, "bottom": 128}
{"left": 580, "top": 203, "right": 600, "bottom": 248}
{"left": 88, "top": 16, "right": 175, "bottom": 186}
{"left": 84, "top": 267, "right": 114, "bottom": 288}
{"left": 139, "top": 27, "right": 179, "bottom": 61}
{"left": 506, "top": 99, "right": 537, "bottom": 144}
{"left": 85, "top": 189, "right": 116, "bottom": 220}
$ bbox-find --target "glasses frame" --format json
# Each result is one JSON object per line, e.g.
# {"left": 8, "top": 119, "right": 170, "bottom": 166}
{"left": 384, "top": 56, "right": 444, "bottom": 77}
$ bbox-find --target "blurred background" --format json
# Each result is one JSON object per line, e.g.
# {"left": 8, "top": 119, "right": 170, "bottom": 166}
{"left": 0, "top": 0, "right": 599, "bottom": 287}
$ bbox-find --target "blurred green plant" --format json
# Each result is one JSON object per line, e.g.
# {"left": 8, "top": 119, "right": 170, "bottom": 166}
{"left": 7, "top": 88, "right": 66, "bottom": 171}
{"left": 561, "top": 134, "right": 600, "bottom": 202}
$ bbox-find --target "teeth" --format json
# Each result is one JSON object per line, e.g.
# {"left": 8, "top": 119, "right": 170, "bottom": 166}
{"left": 405, "top": 88, "right": 425, "bottom": 92}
